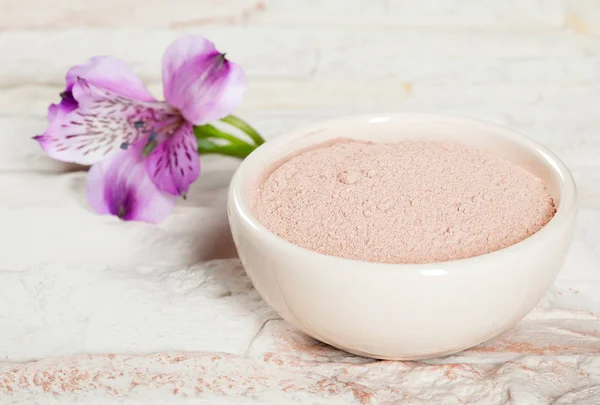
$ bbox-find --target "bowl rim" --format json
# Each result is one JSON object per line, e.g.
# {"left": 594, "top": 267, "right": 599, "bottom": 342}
{"left": 229, "top": 112, "right": 578, "bottom": 270}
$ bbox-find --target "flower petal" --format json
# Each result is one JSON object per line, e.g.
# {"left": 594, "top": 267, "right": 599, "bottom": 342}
{"left": 162, "top": 35, "right": 247, "bottom": 125}
{"left": 87, "top": 142, "right": 176, "bottom": 223}
{"left": 47, "top": 91, "right": 78, "bottom": 122}
{"left": 66, "top": 56, "right": 156, "bottom": 102}
{"left": 36, "top": 78, "right": 179, "bottom": 165}
{"left": 162, "top": 35, "right": 217, "bottom": 95}
{"left": 47, "top": 104, "right": 59, "bottom": 122}
{"left": 145, "top": 122, "right": 200, "bottom": 196}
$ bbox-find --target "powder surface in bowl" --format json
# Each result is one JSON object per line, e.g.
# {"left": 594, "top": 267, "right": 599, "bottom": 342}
{"left": 254, "top": 139, "right": 556, "bottom": 264}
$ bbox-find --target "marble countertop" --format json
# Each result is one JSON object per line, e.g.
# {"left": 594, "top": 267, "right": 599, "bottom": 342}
{"left": 1, "top": 1, "right": 599, "bottom": 404}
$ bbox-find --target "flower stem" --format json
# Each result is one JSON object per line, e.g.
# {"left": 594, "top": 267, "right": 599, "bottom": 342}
{"left": 196, "top": 138, "right": 256, "bottom": 158}
{"left": 220, "top": 115, "right": 265, "bottom": 146}
{"left": 193, "top": 119, "right": 264, "bottom": 159}
{"left": 194, "top": 124, "right": 249, "bottom": 146}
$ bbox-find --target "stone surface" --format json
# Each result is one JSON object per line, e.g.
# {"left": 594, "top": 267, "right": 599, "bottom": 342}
{"left": 0, "top": 1, "right": 599, "bottom": 404}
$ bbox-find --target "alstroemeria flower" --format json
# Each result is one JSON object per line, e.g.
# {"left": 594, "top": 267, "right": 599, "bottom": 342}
{"left": 35, "top": 36, "right": 246, "bottom": 223}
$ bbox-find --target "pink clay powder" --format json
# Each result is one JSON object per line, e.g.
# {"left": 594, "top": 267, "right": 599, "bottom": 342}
{"left": 254, "top": 139, "right": 556, "bottom": 264}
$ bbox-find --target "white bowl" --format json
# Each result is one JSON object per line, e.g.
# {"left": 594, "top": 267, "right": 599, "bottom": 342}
{"left": 228, "top": 113, "right": 577, "bottom": 360}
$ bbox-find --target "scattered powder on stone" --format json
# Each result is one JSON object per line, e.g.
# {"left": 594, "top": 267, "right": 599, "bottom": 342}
{"left": 254, "top": 139, "right": 556, "bottom": 264}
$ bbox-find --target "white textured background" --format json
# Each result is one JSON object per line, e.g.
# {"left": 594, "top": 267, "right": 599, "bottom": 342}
{"left": 0, "top": 1, "right": 599, "bottom": 404}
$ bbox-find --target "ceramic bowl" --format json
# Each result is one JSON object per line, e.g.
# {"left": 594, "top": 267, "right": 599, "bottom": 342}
{"left": 228, "top": 113, "right": 577, "bottom": 360}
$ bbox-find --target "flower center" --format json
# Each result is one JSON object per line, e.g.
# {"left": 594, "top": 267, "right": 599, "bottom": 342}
{"left": 142, "top": 132, "right": 158, "bottom": 157}
{"left": 121, "top": 110, "right": 185, "bottom": 156}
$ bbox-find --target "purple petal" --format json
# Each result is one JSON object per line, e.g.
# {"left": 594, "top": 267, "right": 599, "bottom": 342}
{"left": 47, "top": 91, "right": 78, "bottom": 122}
{"left": 145, "top": 122, "right": 200, "bottom": 196}
{"left": 65, "top": 56, "right": 155, "bottom": 102}
{"left": 36, "top": 78, "right": 179, "bottom": 165}
{"left": 47, "top": 104, "right": 59, "bottom": 122}
{"left": 162, "top": 36, "right": 247, "bottom": 125}
{"left": 87, "top": 142, "right": 176, "bottom": 223}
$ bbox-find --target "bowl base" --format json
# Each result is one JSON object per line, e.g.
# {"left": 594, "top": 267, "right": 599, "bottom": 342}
{"left": 327, "top": 342, "right": 466, "bottom": 361}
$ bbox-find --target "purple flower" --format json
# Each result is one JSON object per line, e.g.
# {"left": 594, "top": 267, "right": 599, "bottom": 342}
{"left": 35, "top": 36, "right": 246, "bottom": 223}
